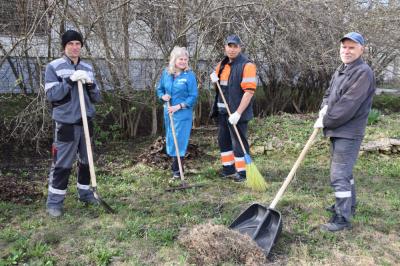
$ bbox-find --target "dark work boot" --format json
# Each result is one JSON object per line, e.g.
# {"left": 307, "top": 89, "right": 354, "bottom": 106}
{"left": 78, "top": 189, "right": 99, "bottom": 205}
{"left": 321, "top": 214, "right": 352, "bottom": 232}
{"left": 170, "top": 171, "right": 181, "bottom": 182}
{"left": 219, "top": 165, "right": 236, "bottom": 179}
{"left": 46, "top": 192, "right": 65, "bottom": 217}
{"left": 233, "top": 171, "right": 246, "bottom": 183}
{"left": 47, "top": 207, "right": 63, "bottom": 217}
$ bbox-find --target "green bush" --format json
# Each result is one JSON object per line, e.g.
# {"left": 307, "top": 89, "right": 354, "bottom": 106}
{"left": 368, "top": 108, "right": 381, "bottom": 125}
{"left": 372, "top": 94, "right": 400, "bottom": 113}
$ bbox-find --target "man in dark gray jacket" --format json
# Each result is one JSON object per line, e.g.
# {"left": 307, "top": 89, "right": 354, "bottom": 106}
{"left": 314, "top": 32, "right": 375, "bottom": 231}
{"left": 44, "top": 30, "right": 101, "bottom": 217}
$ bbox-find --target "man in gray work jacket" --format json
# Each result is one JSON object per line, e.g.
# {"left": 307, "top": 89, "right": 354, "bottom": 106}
{"left": 314, "top": 32, "right": 375, "bottom": 231}
{"left": 44, "top": 30, "right": 101, "bottom": 217}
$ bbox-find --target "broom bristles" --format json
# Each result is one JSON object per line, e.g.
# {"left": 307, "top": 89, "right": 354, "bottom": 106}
{"left": 245, "top": 163, "right": 268, "bottom": 191}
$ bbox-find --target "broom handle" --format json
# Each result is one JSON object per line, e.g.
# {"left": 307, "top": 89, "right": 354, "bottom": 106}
{"left": 167, "top": 101, "right": 185, "bottom": 181}
{"left": 77, "top": 81, "right": 97, "bottom": 188}
{"left": 269, "top": 127, "right": 319, "bottom": 209}
{"left": 214, "top": 82, "right": 248, "bottom": 155}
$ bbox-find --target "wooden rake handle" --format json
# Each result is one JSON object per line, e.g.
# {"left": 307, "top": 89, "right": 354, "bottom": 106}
{"left": 167, "top": 101, "right": 185, "bottom": 181}
{"left": 269, "top": 127, "right": 320, "bottom": 209}
{"left": 77, "top": 81, "right": 97, "bottom": 188}
{"left": 214, "top": 82, "right": 248, "bottom": 155}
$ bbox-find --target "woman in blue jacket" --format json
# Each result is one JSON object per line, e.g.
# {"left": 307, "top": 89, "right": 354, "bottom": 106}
{"left": 156, "top": 46, "right": 198, "bottom": 179}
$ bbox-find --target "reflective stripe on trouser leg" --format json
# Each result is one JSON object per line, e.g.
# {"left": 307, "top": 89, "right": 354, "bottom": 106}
{"left": 218, "top": 115, "right": 236, "bottom": 175}
{"left": 229, "top": 121, "right": 249, "bottom": 178}
{"left": 330, "top": 137, "right": 362, "bottom": 221}
{"left": 235, "top": 156, "right": 246, "bottom": 177}
{"left": 220, "top": 151, "right": 235, "bottom": 175}
{"left": 47, "top": 123, "right": 80, "bottom": 208}
{"left": 221, "top": 151, "right": 235, "bottom": 166}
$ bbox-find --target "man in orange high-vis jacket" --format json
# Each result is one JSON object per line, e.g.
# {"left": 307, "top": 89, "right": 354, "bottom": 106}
{"left": 210, "top": 34, "right": 257, "bottom": 182}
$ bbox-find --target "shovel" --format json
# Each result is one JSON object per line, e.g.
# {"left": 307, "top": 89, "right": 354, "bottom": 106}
{"left": 77, "top": 81, "right": 115, "bottom": 213}
{"left": 165, "top": 101, "right": 203, "bottom": 192}
{"left": 229, "top": 127, "right": 320, "bottom": 255}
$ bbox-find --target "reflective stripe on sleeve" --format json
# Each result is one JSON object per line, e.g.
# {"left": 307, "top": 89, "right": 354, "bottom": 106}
{"left": 242, "top": 77, "right": 257, "bottom": 83}
{"left": 56, "top": 69, "right": 75, "bottom": 78}
{"left": 241, "top": 63, "right": 257, "bottom": 90}
{"left": 45, "top": 82, "right": 60, "bottom": 92}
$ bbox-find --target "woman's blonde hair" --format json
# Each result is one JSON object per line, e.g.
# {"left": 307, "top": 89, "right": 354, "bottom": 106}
{"left": 167, "top": 46, "right": 190, "bottom": 75}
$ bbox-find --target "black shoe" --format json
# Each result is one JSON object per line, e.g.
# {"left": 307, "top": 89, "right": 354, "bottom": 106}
{"left": 321, "top": 214, "right": 352, "bottom": 232}
{"left": 233, "top": 173, "right": 246, "bottom": 183}
{"left": 325, "top": 204, "right": 356, "bottom": 216}
{"left": 219, "top": 169, "right": 236, "bottom": 179}
{"left": 169, "top": 172, "right": 181, "bottom": 182}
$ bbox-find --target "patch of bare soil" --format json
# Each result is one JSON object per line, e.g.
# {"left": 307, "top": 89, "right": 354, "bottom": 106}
{"left": 178, "top": 222, "right": 268, "bottom": 265}
{"left": 0, "top": 174, "right": 44, "bottom": 204}
{"left": 0, "top": 148, "right": 48, "bottom": 205}
{"left": 137, "top": 136, "right": 208, "bottom": 169}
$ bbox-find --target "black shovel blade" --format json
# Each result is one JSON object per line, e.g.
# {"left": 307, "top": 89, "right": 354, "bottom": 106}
{"left": 229, "top": 204, "right": 282, "bottom": 255}
{"left": 93, "top": 190, "right": 116, "bottom": 213}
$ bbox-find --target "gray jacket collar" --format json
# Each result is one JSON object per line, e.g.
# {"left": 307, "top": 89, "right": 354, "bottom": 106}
{"left": 338, "top": 57, "right": 364, "bottom": 74}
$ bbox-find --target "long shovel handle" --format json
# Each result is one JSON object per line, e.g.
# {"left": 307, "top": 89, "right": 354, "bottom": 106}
{"left": 77, "top": 81, "right": 97, "bottom": 188}
{"left": 250, "top": 127, "right": 320, "bottom": 239}
{"left": 167, "top": 101, "right": 185, "bottom": 181}
{"left": 269, "top": 127, "right": 320, "bottom": 209}
{"left": 214, "top": 82, "right": 247, "bottom": 155}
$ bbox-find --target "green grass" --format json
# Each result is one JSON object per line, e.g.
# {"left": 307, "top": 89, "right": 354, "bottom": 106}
{"left": 1, "top": 113, "right": 400, "bottom": 265}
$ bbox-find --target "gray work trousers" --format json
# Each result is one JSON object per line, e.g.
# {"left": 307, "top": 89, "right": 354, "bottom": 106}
{"left": 330, "top": 137, "right": 362, "bottom": 221}
{"left": 46, "top": 121, "right": 94, "bottom": 209}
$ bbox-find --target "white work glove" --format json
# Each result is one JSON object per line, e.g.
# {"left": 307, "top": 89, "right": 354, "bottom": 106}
{"left": 314, "top": 116, "right": 324, "bottom": 128}
{"left": 319, "top": 105, "right": 328, "bottom": 117}
{"left": 70, "top": 70, "right": 91, "bottom": 84}
{"left": 228, "top": 111, "right": 241, "bottom": 125}
{"left": 210, "top": 72, "right": 219, "bottom": 83}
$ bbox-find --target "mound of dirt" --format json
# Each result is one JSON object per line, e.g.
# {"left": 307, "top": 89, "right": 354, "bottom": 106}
{"left": 178, "top": 223, "right": 268, "bottom": 265}
{"left": 137, "top": 136, "right": 206, "bottom": 169}
{"left": 0, "top": 175, "right": 44, "bottom": 204}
